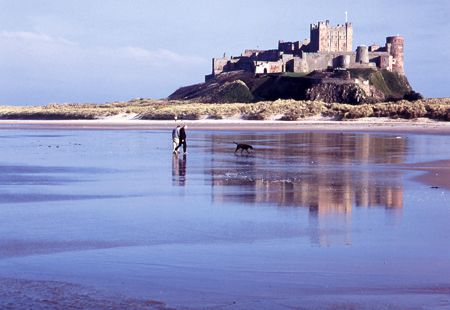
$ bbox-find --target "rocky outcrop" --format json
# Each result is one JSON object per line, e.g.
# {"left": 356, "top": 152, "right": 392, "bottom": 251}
{"left": 169, "top": 69, "right": 418, "bottom": 104}
{"left": 305, "top": 83, "right": 366, "bottom": 104}
{"left": 168, "top": 71, "right": 256, "bottom": 103}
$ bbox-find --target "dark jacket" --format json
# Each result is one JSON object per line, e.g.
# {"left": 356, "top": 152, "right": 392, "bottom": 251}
{"left": 179, "top": 127, "right": 186, "bottom": 140}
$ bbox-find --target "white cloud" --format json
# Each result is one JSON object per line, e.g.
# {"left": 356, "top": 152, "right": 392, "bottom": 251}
{"left": 116, "top": 46, "right": 206, "bottom": 66}
{"left": 0, "top": 30, "right": 207, "bottom": 69}
{"left": 0, "top": 31, "right": 76, "bottom": 61}
{"left": 0, "top": 30, "right": 209, "bottom": 104}
{"left": 0, "top": 31, "right": 73, "bottom": 44}
{"left": 0, "top": 31, "right": 206, "bottom": 66}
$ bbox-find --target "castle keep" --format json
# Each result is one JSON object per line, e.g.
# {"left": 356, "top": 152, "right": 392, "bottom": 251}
{"left": 206, "top": 20, "right": 404, "bottom": 81}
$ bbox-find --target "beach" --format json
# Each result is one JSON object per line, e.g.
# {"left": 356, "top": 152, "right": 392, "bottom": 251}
{"left": 3, "top": 0, "right": 450, "bottom": 307}
{"left": 1, "top": 116, "right": 450, "bottom": 133}
{"left": 0, "top": 121, "right": 449, "bottom": 309}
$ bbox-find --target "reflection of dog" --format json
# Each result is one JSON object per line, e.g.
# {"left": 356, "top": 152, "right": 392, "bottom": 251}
{"left": 233, "top": 141, "right": 254, "bottom": 154}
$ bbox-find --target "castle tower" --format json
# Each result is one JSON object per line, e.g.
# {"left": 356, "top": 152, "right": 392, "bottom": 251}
{"left": 386, "top": 36, "right": 404, "bottom": 75}
{"left": 309, "top": 20, "right": 353, "bottom": 53}
{"left": 338, "top": 54, "right": 351, "bottom": 69}
{"left": 344, "top": 22, "right": 353, "bottom": 52}
{"left": 356, "top": 45, "right": 369, "bottom": 64}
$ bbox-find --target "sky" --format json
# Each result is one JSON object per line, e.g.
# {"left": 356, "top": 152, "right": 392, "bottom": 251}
{"left": 0, "top": 0, "right": 449, "bottom": 105}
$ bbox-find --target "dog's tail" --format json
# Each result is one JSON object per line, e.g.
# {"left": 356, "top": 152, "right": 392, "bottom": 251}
{"left": 232, "top": 141, "right": 238, "bottom": 145}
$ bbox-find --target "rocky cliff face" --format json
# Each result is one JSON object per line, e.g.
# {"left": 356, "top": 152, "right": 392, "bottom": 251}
{"left": 168, "top": 69, "right": 418, "bottom": 104}
{"left": 305, "top": 83, "right": 367, "bottom": 104}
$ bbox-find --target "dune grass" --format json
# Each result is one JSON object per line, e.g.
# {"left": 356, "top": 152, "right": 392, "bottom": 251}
{"left": 0, "top": 98, "right": 449, "bottom": 121}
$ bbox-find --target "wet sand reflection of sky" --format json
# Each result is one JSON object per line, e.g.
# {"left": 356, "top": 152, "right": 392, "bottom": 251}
{"left": 0, "top": 129, "right": 446, "bottom": 250}
{"left": 0, "top": 128, "right": 449, "bottom": 308}
{"left": 0, "top": 164, "right": 120, "bottom": 203}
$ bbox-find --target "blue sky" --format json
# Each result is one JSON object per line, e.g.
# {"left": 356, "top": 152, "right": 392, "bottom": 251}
{"left": 0, "top": 0, "right": 448, "bottom": 105}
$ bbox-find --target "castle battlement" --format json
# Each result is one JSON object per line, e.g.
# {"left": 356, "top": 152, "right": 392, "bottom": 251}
{"left": 207, "top": 20, "right": 404, "bottom": 81}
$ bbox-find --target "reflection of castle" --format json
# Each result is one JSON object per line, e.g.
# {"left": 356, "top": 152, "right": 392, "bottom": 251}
{"left": 208, "top": 133, "right": 405, "bottom": 212}
{"left": 204, "top": 133, "right": 407, "bottom": 246}
{"left": 206, "top": 20, "right": 404, "bottom": 81}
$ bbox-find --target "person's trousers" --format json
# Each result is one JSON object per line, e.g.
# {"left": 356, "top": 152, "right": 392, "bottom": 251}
{"left": 172, "top": 138, "right": 179, "bottom": 152}
{"left": 175, "top": 140, "right": 187, "bottom": 153}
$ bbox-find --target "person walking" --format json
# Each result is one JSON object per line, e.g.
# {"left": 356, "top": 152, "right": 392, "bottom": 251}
{"left": 175, "top": 125, "right": 187, "bottom": 154}
{"left": 172, "top": 125, "right": 181, "bottom": 154}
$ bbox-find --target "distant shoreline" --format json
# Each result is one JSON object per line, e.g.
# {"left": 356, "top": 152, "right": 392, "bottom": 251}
{"left": 0, "top": 98, "right": 449, "bottom": 124}
{"left": 1, "top": 118, "right": 450, "bottom": 134}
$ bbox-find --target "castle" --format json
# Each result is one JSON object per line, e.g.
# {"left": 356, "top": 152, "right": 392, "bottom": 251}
{"left": 206, "top": 20, "right": 404, "bottom": 81}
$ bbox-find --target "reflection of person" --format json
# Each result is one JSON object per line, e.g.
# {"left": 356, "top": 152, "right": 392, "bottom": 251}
{"left": 172, "top": 125, "right": 180, "bottom": 154}
{"left": 178, "top": 154, "right": 187, "bottom": 186}
{"left": 172, "top": 153, "right": 179, "bottom": 178}
{"left": 175, "top": 125, "right": 187, "bottom": 154}
{"left": 172, "top": 153, "right": 186, "bottom": 186}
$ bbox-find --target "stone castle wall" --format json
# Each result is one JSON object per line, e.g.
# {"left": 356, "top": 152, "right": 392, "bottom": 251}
{"left": 209, "top": 21, "right": 405, "bottom": 81}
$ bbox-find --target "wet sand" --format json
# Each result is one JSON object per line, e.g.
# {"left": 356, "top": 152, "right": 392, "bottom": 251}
{"left": 0, "top": 128, "right": 449, "bottom": 309}
{"left": 404, "top": 160, "right": 450, "bottom": 190}
{"left": 0, "top": 277, "right": 170, "bottom": 309}
{"left": 1, "top": 117, "right": 450, "bottom": 134}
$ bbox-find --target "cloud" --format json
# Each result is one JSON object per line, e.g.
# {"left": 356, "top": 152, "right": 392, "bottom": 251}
{"left": 119, "top": 46, "right": 205, "bottom": 66}
{"left": 0, "top": 31, "right": 75, "bottom": 66}
{"left": 0, "top": 31, "right": 206, "bottom": 68}
{"left": 0, "top": 31, "right": 75, "bottom": 45}
{"left": 0, "top": 31, "right": 208, "bottom": 104}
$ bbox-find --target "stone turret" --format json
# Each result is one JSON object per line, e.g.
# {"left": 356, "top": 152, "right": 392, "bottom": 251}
{"left": 386, "top": 36, "right": 404, "bottom": 75}
{"left": 337, "top": 55, "right": 351, "bottom": 69}
{"left": 356, "top": 45, "right": 369, "bottom": 64}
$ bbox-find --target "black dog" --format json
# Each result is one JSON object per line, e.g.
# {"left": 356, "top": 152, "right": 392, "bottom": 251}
{"left": 233, "top": 141, "right": 254, "bottom": 154}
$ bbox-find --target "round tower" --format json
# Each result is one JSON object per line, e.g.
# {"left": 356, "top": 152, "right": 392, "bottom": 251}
{"left": 386, "top": 36, "right": 404, "bottom": 75}
{"left": 355, "top": 45, "right": 369, "bottom": 64}
{"left": 338, "top": 55, "right": 351, "bottom": 69}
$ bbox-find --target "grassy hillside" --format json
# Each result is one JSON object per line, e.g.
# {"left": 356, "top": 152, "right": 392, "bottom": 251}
{"left": 349, "top": 69, "right": 412, "bottom": 100}
{"left": 0, "top": 98, "right": 449, "bottom": 121}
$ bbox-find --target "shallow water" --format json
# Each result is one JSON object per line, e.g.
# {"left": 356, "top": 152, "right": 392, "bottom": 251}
{"left": 0, "top": 128, "right": 449, "bottom": 309}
